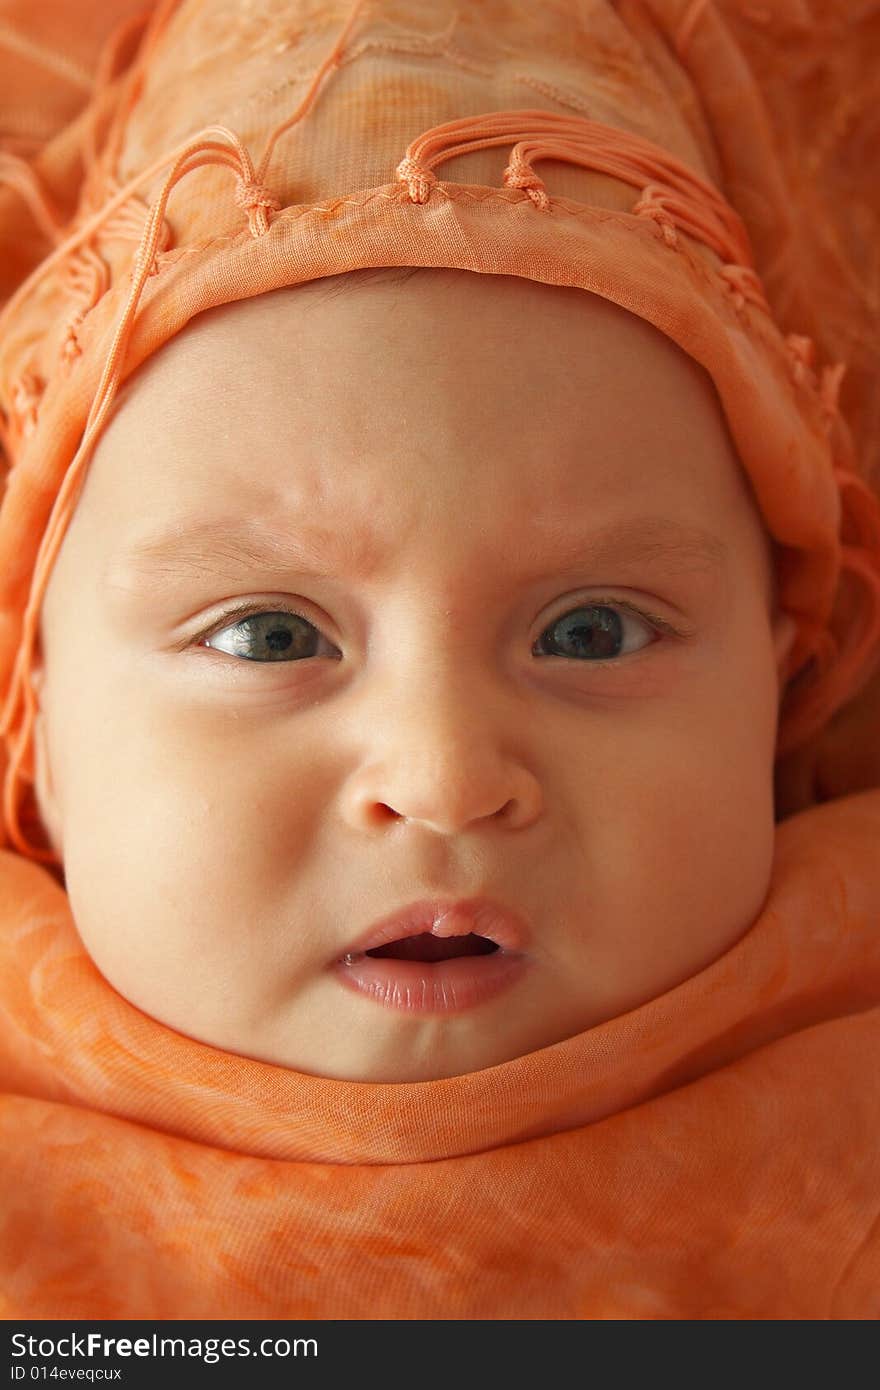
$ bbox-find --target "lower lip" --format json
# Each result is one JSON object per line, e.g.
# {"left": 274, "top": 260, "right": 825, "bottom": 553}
{"left": 333, "top": 949, "right": 530, "bottom": 1013}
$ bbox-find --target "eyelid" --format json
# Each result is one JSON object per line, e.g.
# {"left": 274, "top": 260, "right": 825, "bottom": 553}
{"left": 194, "top": 598, "right": 316, "bottom": 645}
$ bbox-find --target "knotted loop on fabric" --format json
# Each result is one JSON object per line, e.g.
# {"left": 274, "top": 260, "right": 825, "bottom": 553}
{"left": 396, "top": 108, "right": 758, "bottom": 280}
{"left": 233, "top": 177, "right": 282, "bottom": 237}
{"left": 58, "top": 242, "right": 111, "bottom": 368}
{"left": 105, "top": 184, "right": 171, "bottom": 244}
{"left": 4, "top": 167, "right": 178, "bottom": 388}
{"left": 395, "top": 155, "right": 437, "bottom": 205}
{"left": 502, "top": 149, "right": 551, "bottom": 211}
{"left": 716, "top": 262, "right": 771, "bottom": 316}
{"left": 783, "top": 337, "right": 846, "bottom": 433}
{"left": 632, "top": 184, "right": 679, "bottom": 247}
{"left": 784, "top": 332, "right": 819, "bottom": 394}
{"left": 8, "top": 372, "right": 45, "bottom": 448}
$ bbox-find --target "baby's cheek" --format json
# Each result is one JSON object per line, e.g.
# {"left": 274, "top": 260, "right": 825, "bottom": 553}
{"left": 60, "top": 772, "right": 259, "bottom": 1035}
{"left": 59, "top": 688, "right": 323, "bottom": 1006}
{"left": 579, "top": 690, "right": 775, "bottom": 965}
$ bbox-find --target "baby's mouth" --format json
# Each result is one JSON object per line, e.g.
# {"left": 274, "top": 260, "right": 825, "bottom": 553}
{"left": 335, "top": 910, "right": 530, "bottom": 1013}
{"left": 362, "top": 932, "right": 500, "bottom": 963}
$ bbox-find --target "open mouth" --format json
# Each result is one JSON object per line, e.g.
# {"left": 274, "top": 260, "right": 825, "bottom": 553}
{"left": 336, "top": 926, "right": 527, "bottom": 1012}
{"left": 364, "top": 932, "right": 501, "bottom": 963}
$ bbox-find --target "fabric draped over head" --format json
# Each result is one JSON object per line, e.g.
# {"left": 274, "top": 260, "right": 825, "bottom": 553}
{"left": 1, "top": 0, "right": 880, "bottom": 865}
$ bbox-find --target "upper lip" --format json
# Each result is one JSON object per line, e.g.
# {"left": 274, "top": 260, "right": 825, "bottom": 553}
{"left": 341, "top": 896, "right": 530, "bottom": 958}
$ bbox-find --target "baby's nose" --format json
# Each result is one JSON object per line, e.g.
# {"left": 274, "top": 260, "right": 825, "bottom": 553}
{"left": 339, "top": 662, "right": 543, "bottom": 834}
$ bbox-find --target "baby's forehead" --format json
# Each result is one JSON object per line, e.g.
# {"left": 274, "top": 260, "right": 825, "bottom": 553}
{"left": 108, "top": 270, "right": 726, "bottom": 467}
{"left": 119, "top": 266, "right": 690, "bottom": 388}
{"left": 83, "top": 270, "right": 773, "bottom": 596}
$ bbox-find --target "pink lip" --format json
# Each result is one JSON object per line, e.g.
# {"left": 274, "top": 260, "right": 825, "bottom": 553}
{"left": 340, "top": 896, "right": 530, "bottom": 957}
{"left": 333, "top": 897, "right": 532, "bottom": 1015}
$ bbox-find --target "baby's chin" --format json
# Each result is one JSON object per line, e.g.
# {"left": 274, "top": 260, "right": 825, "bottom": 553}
{"left": 264, "top": 1042, "right": 540, "bottom": 1085}
{"left": 211, "top": 1014, "right": 550, "bottom": 1085}
{"left": 143, "top": 986, "right": 566, "bottom": 1085}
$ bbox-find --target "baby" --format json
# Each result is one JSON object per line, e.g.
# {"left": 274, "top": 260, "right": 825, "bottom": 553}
{"left": 28, "top": 264, "right": 798, "bottom": 1085}
{"left": 3, "top": 0, "right": 880, "bottom": 1326}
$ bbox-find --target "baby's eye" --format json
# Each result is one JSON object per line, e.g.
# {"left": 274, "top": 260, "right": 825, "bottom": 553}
{"left": 198, "top": 600, "right": 664, "bottom": 665}
{"left": 202, "top": 609, "right": 335, "bottom": 662}
{"left": 532, "top": 602, "right": 657, "bottom": 662}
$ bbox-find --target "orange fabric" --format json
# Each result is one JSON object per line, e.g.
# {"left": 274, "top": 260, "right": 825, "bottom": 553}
{"left": 1, "top": 0, "right": 879, "bottom": 1318}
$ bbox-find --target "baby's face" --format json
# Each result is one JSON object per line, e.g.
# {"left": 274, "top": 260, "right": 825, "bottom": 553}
{"left": 32, "top": 268, "right": 797, "bottom": 1083}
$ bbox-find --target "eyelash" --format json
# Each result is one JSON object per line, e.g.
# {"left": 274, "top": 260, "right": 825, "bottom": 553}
{"left": 192, "top": 596, "right": 688, "bottom": 666}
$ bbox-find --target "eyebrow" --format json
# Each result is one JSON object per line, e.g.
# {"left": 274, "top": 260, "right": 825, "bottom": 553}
{"left": 104, "top": 513, "right": 729, "bottom": 591}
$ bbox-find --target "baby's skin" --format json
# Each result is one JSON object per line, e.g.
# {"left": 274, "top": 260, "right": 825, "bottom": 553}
{"left": 29, "top": 267, "right": 798, "bottom": 1082}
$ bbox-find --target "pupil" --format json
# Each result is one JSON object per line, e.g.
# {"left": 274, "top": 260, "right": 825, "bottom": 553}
{"left": 265, "top": 626, "right": 293, "bottom": 652}
{"left": 554, "top": 607, "right": 621, "bottom": 659}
